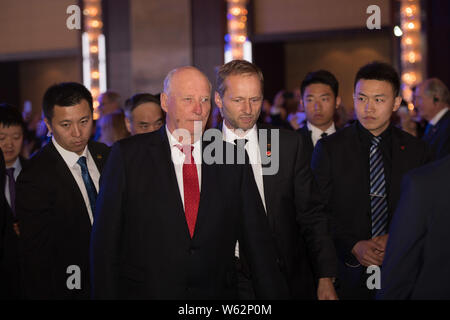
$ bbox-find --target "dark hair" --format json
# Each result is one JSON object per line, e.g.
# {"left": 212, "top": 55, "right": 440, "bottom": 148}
{"left": 124, "top": 93, "right": 161, "bottom": 118}
{"left": 301, "top": 70, "right": 339, "bottom": 98}
{"left": 0, "top": 103, "right": 26, "bottom": 132}
{"left": 42, "top": 82, "right": 93, "bottom": 120}
{"left": 216, "top": 60, "right": 264, "bottom": 98}
{"left": 354, "top": 61, "right": 400, "bottom": 97}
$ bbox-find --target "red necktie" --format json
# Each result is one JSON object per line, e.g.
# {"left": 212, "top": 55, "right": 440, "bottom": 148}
{"left": 177, "top": 145, "right": 200, "bottom": 238}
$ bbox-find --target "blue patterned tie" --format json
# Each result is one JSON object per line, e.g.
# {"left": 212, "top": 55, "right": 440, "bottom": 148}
{"left": 77, "top": 156, "right": 97, "bottom": 215}
{"left": 369, "top": 136, "right": 388, "bottom": 238}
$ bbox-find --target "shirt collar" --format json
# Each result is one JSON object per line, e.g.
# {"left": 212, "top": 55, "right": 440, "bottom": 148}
{"left": 429, "top": 108, "right": 449, "bottom": 126}
{"left": 222, "top": 121, "right": 258, "bottom": 144}
{"left": 307, "top": 122, "right": 336, "bottom": 136}
{"left": 165, "top": 125, "right": 202, "bottom": 150}
{"left": 6, "top": 157, "right": 21, "bottom": 171}
{"left": 52, "top": 136, "right": 88, "bottom": 168}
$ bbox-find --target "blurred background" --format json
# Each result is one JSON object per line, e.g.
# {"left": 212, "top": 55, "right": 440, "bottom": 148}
{"left": 0, "top": 0, "right": 448, "bottom": 125}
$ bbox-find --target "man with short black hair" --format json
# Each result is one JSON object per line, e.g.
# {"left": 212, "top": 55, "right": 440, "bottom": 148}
{"left": 297, "top": 70, "right": 341, "bottom": 155}
{"left": 16, "top": 82, "right": 109, "bottom": 299}
{"left": 123, "top": 93, "right": 164, "bottom": 135}
{"left": 311, "top": 61, "right": 430, "bottom": 299}
{"left": 0, "top": 103, "right": 27, "bottom": 298}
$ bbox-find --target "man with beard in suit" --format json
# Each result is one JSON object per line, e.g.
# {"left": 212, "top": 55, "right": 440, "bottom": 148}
{"left": 16, "top": 82, "right": 110, "bottom": 299}
{"left": 311, "top": 61, "right": 430, "bottom": 299}
{"left": 90, "top": 66, "right": 288, "bottom": 299}
{"left": 215, "top": 59, "right": 338, "bottom": 300}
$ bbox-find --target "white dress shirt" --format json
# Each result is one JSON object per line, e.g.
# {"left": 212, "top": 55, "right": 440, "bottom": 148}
{"left": 307, "top": 121, "right": 336, "bottom": 146}
{"left": 222, "top": 122, "right": 267, "bottom": 258}
{"left": 429, "top": 108, "right": 449, "bottom": 126}
{"left": 166, "top": 125, "right": 202, "bottom": 211}
{"left": 52, "top": 137, "right": 100, "bottom": 225}
{"left": 222, "top": 122, "right": 267, "bottom": 212}
{"left": 5, "top": 157, "right": 22, "bottom": 207}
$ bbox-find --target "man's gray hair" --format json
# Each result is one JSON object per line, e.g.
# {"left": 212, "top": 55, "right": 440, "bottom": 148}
{"left": 422, "top": 78, "right": 450, "bottom": 105}
{"left": 163, "top": 66, "right": 212, "bottom": 96}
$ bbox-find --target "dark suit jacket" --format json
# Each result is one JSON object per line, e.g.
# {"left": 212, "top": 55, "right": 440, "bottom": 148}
{"left": 16, "top": 141, "right": 109, "bottom": 299}
{"left": 0, "top": 152, "right": 6, "bottom": 278}
{"left": 0, "top": 157, "right": 29, "bottom": 299}
{"left": 378, "top": 155, "right": 450, "bottom": 299}
{"left": 253, "top": 124, "right": 336, "bottom": 299}
{"left": 422, "top": 109, "right": 450, "bottom": 160}
{"left": 90, "top": 127, "right": 289, "bottom": 300}
{"left": 311, "top": 123, "right": 430, "bottom": 298}
{"left": 296, "top": 125, "right": 314, "bottom": 157}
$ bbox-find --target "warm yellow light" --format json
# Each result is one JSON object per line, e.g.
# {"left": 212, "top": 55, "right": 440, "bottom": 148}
{"left": 240, "top": 16, "right": 247, "bottom": 22}
{"left": 93, "top": 100, "right": 100, "bottom": 108}
{"left": 84, "top": 7, "right": 98, "bottom": 16}
{"left": 91, "top": 87, "right": 99, "bottom": 98}
{"left": 402, "top": 72, "right": 417, "bottom": 85}
{"left": 230, "top": 7, "right": 241, "bottom": 15}
{"left": 408, "top": 102, "right": 415, "bottom": 111}
{"left": 90, "top": 46, "right": 98, "bottom": 53}
{"left": 408, "top": 52, "right": 416, "bottom": 63}
{"left": 91, "top": 20, "right": 102, "bottom": 28}
{"left": 405, "top": 37, "right": 413, "bottom": 45}
{"left": 91, "top": 71, "right": 100, "bottom": 79}
{"left": 407, "top": 22, "right": 415, "bottom": 29}
{"left": 237, "top": 35, "right": 246, "bottom": 43}
{"left": 405, "top": 7, "right": 413, "bottom": 16}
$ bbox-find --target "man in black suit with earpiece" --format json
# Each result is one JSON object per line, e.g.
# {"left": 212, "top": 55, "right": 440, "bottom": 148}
{"left": 414, "top": 78, "right": 450, "bottom": 160}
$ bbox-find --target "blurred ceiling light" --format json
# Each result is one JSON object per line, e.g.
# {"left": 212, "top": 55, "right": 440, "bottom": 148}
{"left": 394, "top": 26, "right": 403, "bottom": 37}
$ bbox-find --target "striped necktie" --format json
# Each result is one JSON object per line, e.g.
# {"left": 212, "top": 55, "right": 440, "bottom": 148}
{"left": 369, "top": 136, "right": 388, "bottom": 238}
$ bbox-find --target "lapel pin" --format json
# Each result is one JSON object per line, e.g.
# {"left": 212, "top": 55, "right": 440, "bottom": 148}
{"left": 266, "top": 143, "right": 271, "bottom": 157}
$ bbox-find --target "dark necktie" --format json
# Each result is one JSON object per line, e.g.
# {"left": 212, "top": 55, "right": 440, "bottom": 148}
{"left": 177, "top": 145, "right": 200, "bottom": 238}
{"left": 234, "top": 139, "right": 249, "bottom": 164}
{"left": 423, "top": 123, "right": 435, "bottom": 141}
{"left": 77, "top": 156, "right": 98, "bottom": 215}
{"left": 321, "top": 132, "right": 328, "bottom": 139}
{"left": 369, "top": 136, "right": 388, "bottom": 238}
{"left": 6, "top": 168, "right": 16, "bottom": 216}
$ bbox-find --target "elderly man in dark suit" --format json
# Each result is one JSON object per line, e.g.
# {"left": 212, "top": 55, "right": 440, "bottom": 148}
{"left": 215, "top": 60, "right": 338, "bottom": 300}
{"left": 90, "top": 66, "right": 288, "bottom": 299}
{"left": 16, "top": 82, "right": 110, "bottom": 299}
{"left": 311, "top": 61, "right": 430, "bottom": 299}
{"left": 377, "top": 155, "right": 450, "bottom": 299}
{"left": 414, "top": 78, "right": 450, "bottom": 160}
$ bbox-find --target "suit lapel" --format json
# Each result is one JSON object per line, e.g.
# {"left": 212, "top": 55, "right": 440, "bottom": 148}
{"left": 389, "top": 129, "right": 409, "bottom": 219}
{"left": 47, "top": 142, "right": 92, "bottom": 226}
{"left": 153, "top": 127, "right": 191, "bottom": 239}
{"left": 88, "top": 141, "right": 105, "bottom": 172}
{"left": 257, "top": 124, "right": 276, "bottom": 231}
{"left": 348, "top": 124, "right": 371, "bottom": 217}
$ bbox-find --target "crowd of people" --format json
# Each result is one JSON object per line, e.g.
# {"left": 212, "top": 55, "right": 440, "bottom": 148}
{"left": 0, "top": 59, "right": 449, "bottom": 300}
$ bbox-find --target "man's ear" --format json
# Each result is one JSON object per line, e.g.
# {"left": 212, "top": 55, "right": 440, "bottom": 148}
{"left": 335, "top": 96, "right": 342, "bottom": 109}
{"left": 214, "top": 91, "right": 223, "bottom": 110}
{"left": 43, "top": 118, "right": 52, "bottom": 135}
{"left": 160, "top": 93, "right": 169, "bottom": 113}
{"left": 393, "top": 96, "right": 402, "bottom": 112}
{"left": 124, "top": 117, "right": 131, "bottom": 134}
